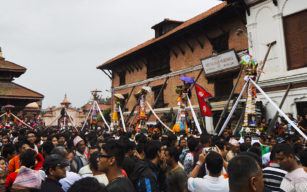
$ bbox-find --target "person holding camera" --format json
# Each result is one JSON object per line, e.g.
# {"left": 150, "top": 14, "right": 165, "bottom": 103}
{"left": 187, "top": 151, "right": 229, "bottom": 192}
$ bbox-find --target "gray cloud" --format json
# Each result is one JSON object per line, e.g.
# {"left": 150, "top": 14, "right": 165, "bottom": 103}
{"left": 0, "top": 0, "right": 220, "bottom": 108}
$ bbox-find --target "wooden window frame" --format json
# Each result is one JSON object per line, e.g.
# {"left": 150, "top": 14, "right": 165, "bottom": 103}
{"left": 283, "top": 10, "right": 307, "bottom": 70}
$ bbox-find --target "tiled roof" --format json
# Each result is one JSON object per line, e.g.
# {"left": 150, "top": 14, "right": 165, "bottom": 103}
{"left": 0, "top": 81, "right": 44, "bottom": 99}
{"left": 97, "top": 2, "right": 227, "bottom": 69}
{"left": 0, "top": 59, "right": 26, "bottom": 72}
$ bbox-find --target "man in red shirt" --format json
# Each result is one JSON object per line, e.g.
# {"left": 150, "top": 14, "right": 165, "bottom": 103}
{"left": 6, "top": 149, "right": 41, "bottom": 189}
{"left": 8, "top": 140, "right": 44, "bottom": 173}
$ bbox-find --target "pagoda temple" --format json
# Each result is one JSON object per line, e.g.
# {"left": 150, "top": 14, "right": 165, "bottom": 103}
{"left": 0, "top": 48, "right": 44, "bottom": 113}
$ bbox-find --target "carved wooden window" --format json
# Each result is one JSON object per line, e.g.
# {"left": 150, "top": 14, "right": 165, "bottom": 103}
{"left": 152, "top": 85, "right": 166, "bottom": 108}
{"left": 211, "top": 32, "right": 229, "bottom": 53}
{"left": 283, "top": 10, "right": 307, "bottom": 70}
{"left": 214, "top": 78, "right": 233, "bottom": 99}
{"left": 147, "top": 50, "right": 170, "bottom": 78}
{"left": 119, "top": 71, "right": 126, "bottom": 86}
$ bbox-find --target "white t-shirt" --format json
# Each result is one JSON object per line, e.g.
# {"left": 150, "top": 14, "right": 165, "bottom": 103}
{"left": 78, "top": 164, "right": 93, "bottom": 177}
{"left": 93, "top": 174, "right": 109, "bottom": 186}
{"left": 280, "top": 168, "right": 307, "bottom": 192}
{"left": 188, "top": 175, "right": 229, "bottom": 192}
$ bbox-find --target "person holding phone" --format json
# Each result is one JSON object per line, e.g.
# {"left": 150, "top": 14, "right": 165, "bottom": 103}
{"left": 187, "top": 152, "right": 229, "bottom": 192}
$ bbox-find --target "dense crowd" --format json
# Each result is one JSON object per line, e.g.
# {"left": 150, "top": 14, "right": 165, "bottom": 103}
{"left": 0, "top": 114, "right": 306, "bottom": 192}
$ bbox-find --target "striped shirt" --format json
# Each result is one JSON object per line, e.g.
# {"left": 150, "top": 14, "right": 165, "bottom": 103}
{"left": 262, "top": 165, "right": 287, "bottom": 192}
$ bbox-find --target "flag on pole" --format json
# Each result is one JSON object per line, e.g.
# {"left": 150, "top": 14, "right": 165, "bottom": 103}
{"left": 194, "top": 83, "right": 213, "bottom": 116}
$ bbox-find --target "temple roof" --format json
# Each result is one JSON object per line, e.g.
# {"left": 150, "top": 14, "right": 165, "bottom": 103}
{"left": 0, "top": 59, "right": 26, "bottom": 73}
{"left": 61, "top": 94, "right": 71, "bottom": 105}
{"left": 25, "top": 102, "right": 40, "bottom": 109}
{"left": 0, "top": 81, "right": 44, "bottom": 99}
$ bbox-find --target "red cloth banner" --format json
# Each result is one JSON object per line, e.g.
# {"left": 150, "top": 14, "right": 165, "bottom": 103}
{"left": 194, "top": 83, "right": 213, "bottom": 116}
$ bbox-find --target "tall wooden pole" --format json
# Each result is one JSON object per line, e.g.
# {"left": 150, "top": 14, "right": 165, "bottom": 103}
{"left": 267, "top": 83, "right": 292, "bottom": 134}
{"left": 147, "top": 77, "right": 169, "bottom": 119}
{"left": 214, "top": 66, "right": 244, "bottom": 134}
{"left": 122, "top": 86, "right": 135, "bottom": 113}
{"left": 256, "top": 41, "right": 276, "bottom": 83}
{"left": 125, "top": 82, "right": 150, "bottom": 123}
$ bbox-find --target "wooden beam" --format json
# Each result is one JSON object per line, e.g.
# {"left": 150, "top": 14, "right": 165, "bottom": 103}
{"left": 126, "top": 64, "right": 134, "bottom": 73}
{"left": 267, "top": 83, "right": 292, "bottom": 134}
{"left": 134, "top": 62, "right": 141, "bottom": 71}
{"left": 125, "top": 82, "right": 151, "bottom": 123}
{"left": 180, "top": 35, "right": 194, "bottom": 52}
{"left": 171, "top": 49, "right": 178, "bottom": 58}
{"left": 102, "top": 69, "right": 112, "bottom": 80}
{"left": 169, "top": 40, "right": 182, "bottom": 55}
{"left": 122, "top": 86, "right": 135, "bottom": 113}
{"left": 213, "top": 66, "right": 244, "bottom": 134}
{"left": 195, "top": 36, "right": 204, "bottom": 49}
{"left": 147, "top": 77, "right": 169, "bottom": 119}
{"left": 190, "top": 68, "right": 204, "bottom": 90}
{"left": 173, "top": 41, "right": 185, "bottom": 55}
{"left": 105, "top": 70, "right": 112, "bottom": 78}
{"left": 256, "top": 41, "right": 276, "bottom": 83}
{"left": 203, "top": 32, "right": 213, "bottom": 46}
{"left": 162, "top": 42, "right": 178, "bottom": 58}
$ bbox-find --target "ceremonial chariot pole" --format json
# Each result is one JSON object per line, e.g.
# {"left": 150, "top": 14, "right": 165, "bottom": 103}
{"left": 111, "top": 93, "right": 126, "bottom": 132}
{"left": 81, "top": 90, "right": 110, "bottom": 131}
{"left": 0, "top": 105, "right": 34, "bottom": 129}
{"left": 217, "top": 55, "right": 307, "bottom": 140}
{"left": 135, "top": 86, "right": 151, "bottom": 133}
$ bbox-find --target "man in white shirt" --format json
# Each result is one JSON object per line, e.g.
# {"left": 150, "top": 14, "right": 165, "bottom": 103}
{"left": 275, "top": 143, "right": 307, "bottom": 192}
{"left": 188, "top": 151, "right": 228, "bottom": 192}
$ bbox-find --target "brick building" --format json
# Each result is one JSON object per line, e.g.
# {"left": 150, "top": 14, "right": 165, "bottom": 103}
{"left": 97, "top": 2, "right": 249, "bottom": 133}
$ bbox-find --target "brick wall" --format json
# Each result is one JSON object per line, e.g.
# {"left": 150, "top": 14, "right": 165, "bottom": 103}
{"left": 111, "top": 15, "right": 248, "bottom": 124}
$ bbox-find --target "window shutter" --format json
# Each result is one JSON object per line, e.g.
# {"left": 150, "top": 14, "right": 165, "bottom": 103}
{"left": 283, "top": 10, "right": 307, "bottom": 70}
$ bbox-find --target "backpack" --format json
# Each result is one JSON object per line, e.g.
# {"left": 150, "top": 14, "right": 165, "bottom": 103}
{"left": 73, "top": 152, "right": 84, "bottom": 172}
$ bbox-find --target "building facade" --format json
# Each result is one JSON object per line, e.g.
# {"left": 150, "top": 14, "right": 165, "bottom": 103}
{"left": 43, "top": 95, "right": 86, "bottom": 127}
{"left": 43, "top": 94, "right": 111, "bottom": 127}
{"left": 246, "top": 0, "right": 307, "bottom": 120}
{"left": 97, "top": 2, "right": 249, "bottom": 133}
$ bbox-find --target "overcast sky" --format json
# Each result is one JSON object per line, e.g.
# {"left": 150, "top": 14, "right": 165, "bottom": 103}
{"left": 0, "top": 0, "right": 220, "bottom": 109}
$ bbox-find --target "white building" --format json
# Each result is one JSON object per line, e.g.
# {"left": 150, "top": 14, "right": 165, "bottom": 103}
{"left": 245, "top": 0, "right": 307, "bottom": 120}
{"left": 43, "top": 95, "right": 86, "bottom": 127}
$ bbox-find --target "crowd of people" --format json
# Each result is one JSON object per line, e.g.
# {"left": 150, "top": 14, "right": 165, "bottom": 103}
{"left": 0, "top": 114, "right": 306, "bottom": 192}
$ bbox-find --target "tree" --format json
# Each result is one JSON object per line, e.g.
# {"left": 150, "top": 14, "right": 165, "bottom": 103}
{"left": 97, "top": 108, "right": 111, "bottom": 123}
